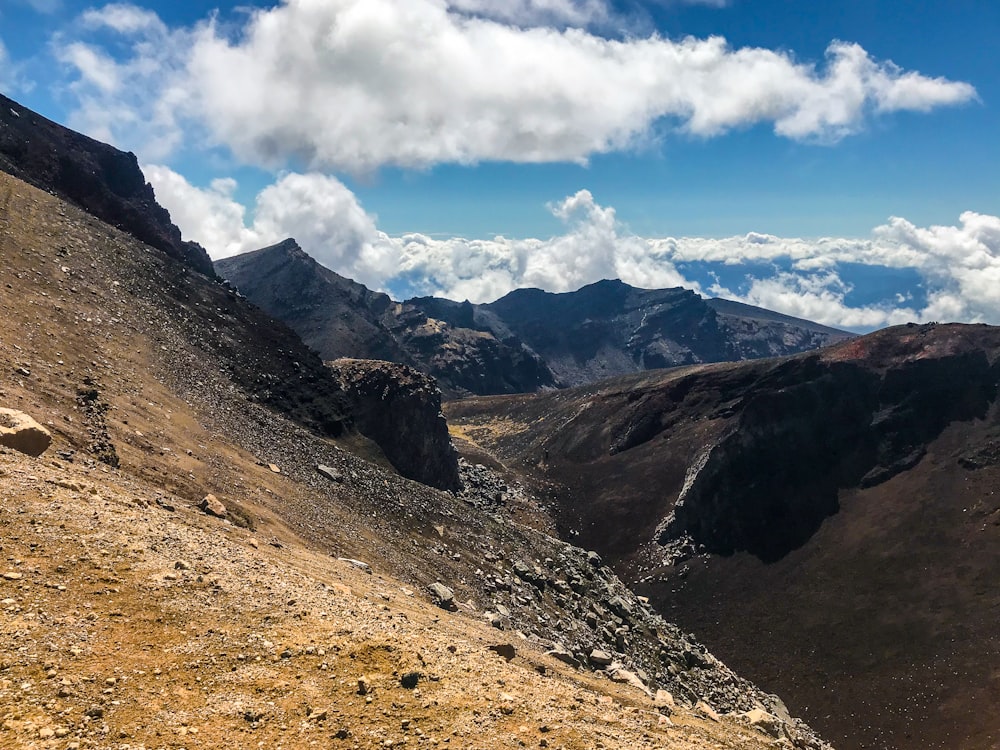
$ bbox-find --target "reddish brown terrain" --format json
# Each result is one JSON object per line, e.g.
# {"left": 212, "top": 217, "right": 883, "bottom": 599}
{"left": 447, "top": 325, "right": 1000, "bottom": 750}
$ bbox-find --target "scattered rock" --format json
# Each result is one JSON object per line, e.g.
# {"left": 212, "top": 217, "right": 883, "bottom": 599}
{"left": 400, "top": 671, "right": 421, "bottom": 689}
{"left": 743, "top": 708, "right": 784, "bottom": 738}
{"left": 200, "top": 493, "right": 227, "bottom": 518}
{"left": 317, "top": 464, "right": 343, "bottom": 482}
{"left": 357, "top": 676, "right": 371, "bottom": 695}
{"left": 488, "top": 643, "right": 517, "bottom": 662}
{"left": 588, "top": 649, "right": 614, "bottom": 667}
{"left": 427, "top": 582, "right": 455, "bottom": 610}
{"left": 337, "top": 558, "right": 372, "bottom": 574}
{"left": 0, "top": 408, "right": 51, "bottom": 456}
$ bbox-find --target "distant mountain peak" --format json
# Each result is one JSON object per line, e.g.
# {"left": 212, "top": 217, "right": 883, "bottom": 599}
{"left": 217, "top": 241, "right": 852, "bottom": 397}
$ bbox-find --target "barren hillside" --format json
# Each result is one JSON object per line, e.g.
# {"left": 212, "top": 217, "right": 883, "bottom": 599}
{"left": 0, "top": 156, "right": 827, "bottom": 748}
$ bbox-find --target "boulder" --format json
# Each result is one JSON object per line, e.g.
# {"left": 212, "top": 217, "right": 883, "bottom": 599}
{"left": 428, "top": 582, "right": 455, "bottom": 609}
{"left": 743, "top": 708, "right": 784, "bottom": 739}
{"left": 0, "top": 408, "right": 52, "bottom": 456}
{"left": 200, "top": 493, "right": 227, "bottom": 518}
{"left": 588, "top": 649, "right": 614, "bottom": 667}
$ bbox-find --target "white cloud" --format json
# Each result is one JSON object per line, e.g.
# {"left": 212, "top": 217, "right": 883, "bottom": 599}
{"left": 709, "top": 272, "right": 918, "bottom": 329}
{"left": 54, "top": 1, "right": 975, "bottom": 171}
{"left": 447, "top": 0, "right": 612, "bottom": 27}
{"left": 80, "top": 3, "right": 166, "bottom": 34}
{"left": 147, "top": 166, "right": 1000, "bottom": 330}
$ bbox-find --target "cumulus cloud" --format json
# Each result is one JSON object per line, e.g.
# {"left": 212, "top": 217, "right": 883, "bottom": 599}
{"left": 54, "top": 1, "right": 975, "bottom": 171}
{"left": 447, "top": 0, "right": 612, "bottom": 27}
{"left": 145, "top": 166, "right": 1000, "bottom": 330}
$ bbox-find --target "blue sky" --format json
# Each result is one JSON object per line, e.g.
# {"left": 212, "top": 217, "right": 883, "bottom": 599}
{"left": 1, "top": 0, "right": 999, "bottom": 330}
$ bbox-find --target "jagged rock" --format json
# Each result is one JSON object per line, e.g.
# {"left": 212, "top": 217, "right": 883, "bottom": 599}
{"left": 400, "top": 671, "right": 421, "bottom": 689}
{"left": 327, "top": 358, "right": 460, "bottom": 491}
{"left": 743, "top": 708, "right": 784, "bottom": 739}
{"left": 546, "top": 646, "right": 579, "bottom": 668}
{"left": 0, "top": 408, "right": 51, "bottom": 456}
{"left": 653, "top": 689, "right": 675, "bottom": 712}
{"left": 428, "top": 582, "right": 455, "bottom": 609}
{"left": 609, "top": 667, "right": 652, "bottom": 697}
{"left": 200, "top": 493, "right": 227, "bottom": 518}
{"left": 317, "top": 464, "right": 343, "bottom": 482}
{"left": 588, "top": 649, "right": 614, "bottom": 667}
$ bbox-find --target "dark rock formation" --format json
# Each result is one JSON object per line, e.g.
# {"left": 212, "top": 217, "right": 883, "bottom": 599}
{"left": 479, "top": 280, "right": 849, "bottom": 387}
{"left": 216, "top": 243, "right": 850, "bottom": 398}
{"left": 215, "top": 240, "right": 558, "bottom": 397}
{"left": 0, "top": 93, "right": 214, "bottom": 277}
{"left": 447, "top": 322, "right": 1000, "bottom": 750}
{"left": 327, "top": 358, "right": 460, "bottom": 491}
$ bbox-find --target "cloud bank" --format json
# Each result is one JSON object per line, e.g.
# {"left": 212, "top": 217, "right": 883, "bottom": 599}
{"left": 56, "top": 1, "right": 975, "bottom": 171}
{"left": 146, "top": 166, "right": 1000, "bottom": 331}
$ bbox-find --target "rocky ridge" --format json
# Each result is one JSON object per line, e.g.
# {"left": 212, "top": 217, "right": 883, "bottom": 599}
{"left": 215, "top": 241, "right": 851, "bottom": 397}
{"left": 0, "top": 93, "right": 214, "bottom": 277}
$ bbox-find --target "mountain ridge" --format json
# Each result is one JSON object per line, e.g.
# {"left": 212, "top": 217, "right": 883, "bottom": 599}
{"left": 215, "top": 239, "right": 853, "bottom": 396}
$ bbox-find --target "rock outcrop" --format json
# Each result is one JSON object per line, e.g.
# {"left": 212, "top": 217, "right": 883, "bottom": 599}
{"left": 327, "top": 359, "right": 460, "bottom": 491}
{"left": 0, "top": 407, "right": 51, "bottom": 456}
{"left": 0, "top": 93, "right": 214, "bottom": 277}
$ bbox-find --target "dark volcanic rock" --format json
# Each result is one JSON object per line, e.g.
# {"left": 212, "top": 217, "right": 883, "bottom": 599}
{"left": 327, "top": 358, "right": 460, "bottom": 491}
{"left": 447, "top": 322, "right": 1000, "bottom": 750}
{"left": 216, "top": 240, "right": 556, "bottom": 397}
{"left": 0, "top": 93, "right": 214, "bottom": 277}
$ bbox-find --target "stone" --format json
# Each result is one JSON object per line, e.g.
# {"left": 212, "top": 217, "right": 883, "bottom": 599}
{"left": 337, "top": 558, "right": 372, "bottom": 574}
{"left": 694, "top": 701, "right": 721, "bottom": 722}
{"left": 609, "top": 667, "right": 652, "bottom": 696}
{"left": 0, "top": 408, "right": 52, "bottom": 456}
{"left": 545, "top": 646, "right": 579, "bottom": 668}
{"left": 588, "top": 649, "right": 614, "bottom": 667}
{"left": 586, "top": 550, "right": 603, "bottom": 567}
{"left": 743, "top": 708, "right": 783, "bottom": 738}
{"left": 653, "top": 689, "right": 675, "bottom": 711}
{"left": 200, "top": 493, "right": 227, "bottom": 518}
{"left": 427, "top": 582, "right": 455, "bottom": 609}
{"left": 357, "top": 676, "right": 371, "bottom": 695}
{"left": 268, "top": 463, "right": 281, "bottom": 473}
{"left": 317, "top": 464, "right": 343, "bottom": 482}
{"left": 400, "top": 671, "right": 421, "bottom": 689}
{"left": 488, "top": 643, "right": 516, "bottom": 662}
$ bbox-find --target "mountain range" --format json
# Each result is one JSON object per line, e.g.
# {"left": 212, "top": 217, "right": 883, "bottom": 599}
{"left": 215, "top": 238, "right": 850, "bottom": 397}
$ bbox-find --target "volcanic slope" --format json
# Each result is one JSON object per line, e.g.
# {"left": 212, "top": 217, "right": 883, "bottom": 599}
{"left": 215, "top": 241, "right": 850, "bottom": 397}
{"left": 0, "top": 163, "right": 830, "bottom": 746}
{"left": 446, "top": 323, "right": 1000, "bottom": 750}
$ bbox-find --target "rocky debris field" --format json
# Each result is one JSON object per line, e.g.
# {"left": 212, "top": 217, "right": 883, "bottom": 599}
{"left": 1, "top": 449, "right": 797, "bottom": 750}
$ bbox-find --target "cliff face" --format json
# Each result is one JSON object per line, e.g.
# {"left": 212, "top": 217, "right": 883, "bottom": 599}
{"left": 0, "top": 94, "right": 215, "bottom": 277}
{"left": 445, "top": 323, "right": 1000, "bottom": 750}
{"left": 217, "top": 246, "right": 851, "bottom": 398}
{"left": 327, "top": 358, "right": 461, "bottom": 491}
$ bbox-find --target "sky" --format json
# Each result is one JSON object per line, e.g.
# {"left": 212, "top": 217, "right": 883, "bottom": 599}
{"left": 1, "top": 0, "right": 999, "bottom": 330}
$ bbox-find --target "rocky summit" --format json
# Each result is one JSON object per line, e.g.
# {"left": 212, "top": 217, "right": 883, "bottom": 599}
{"left": 0, "top": 95, "right": 832, "bottom": 750}
{"left": 215, "top": 240, "right": 850, "bottom": 397}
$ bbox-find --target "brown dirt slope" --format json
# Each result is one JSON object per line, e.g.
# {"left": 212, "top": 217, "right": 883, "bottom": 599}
{"left": 0, "top": 165, "right": 827, "bottom": 748}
